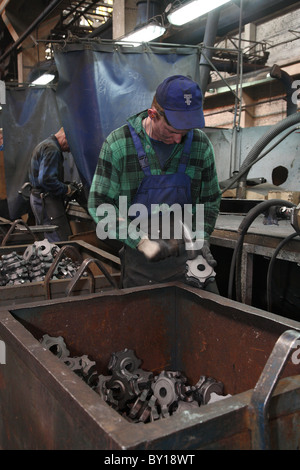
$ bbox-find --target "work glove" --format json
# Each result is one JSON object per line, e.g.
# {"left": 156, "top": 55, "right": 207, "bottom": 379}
{"left": 137, "top": 237, "right": 184, "bottom": 262}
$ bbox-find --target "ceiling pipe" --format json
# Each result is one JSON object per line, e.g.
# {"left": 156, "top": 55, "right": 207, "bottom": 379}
{"left": 135, "top": 0, "right": 161, "bottom": 26}
{"left": 0, "top": 0, "right": 11, "bottom": 15}
{"left": 0, "top": 0, "right": 64, "bottom": 64}
{"left": 199, "top": 8, "right": 221, "bottom": 96}
{"left": 86, "top": 17, "right": 112, "bottom": 38}
{"left": 211, "top": 58, "right": 268, "bottom": 74}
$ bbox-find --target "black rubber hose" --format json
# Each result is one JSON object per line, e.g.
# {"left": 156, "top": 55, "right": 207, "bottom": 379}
{"left": 236, "top": 112, "right": 300, "bottom": 198}
{"left": 266, "top": 231, "right": 299, "bottom": 312}
{"left": 227, "top": 199, "right": 296, "bottom": 301}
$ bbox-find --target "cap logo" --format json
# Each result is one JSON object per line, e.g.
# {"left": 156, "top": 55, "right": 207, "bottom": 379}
{"left": 184, "top": 93, "right": 192, "bottom": 105}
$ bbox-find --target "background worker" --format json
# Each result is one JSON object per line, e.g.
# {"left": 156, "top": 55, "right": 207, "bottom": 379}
{"left": 29, "top": 127, "right": 78, "bottom": 242}
{"left": 88, "top": 75, "right": 221, "bottom": 291}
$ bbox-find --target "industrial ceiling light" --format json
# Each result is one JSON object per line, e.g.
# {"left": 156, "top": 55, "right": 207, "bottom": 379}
{"left": 118, "top": 21, "right": 166, "bottom": 47}
{"left": 30, "top": 73, "right": 55, "bottom": 86}
{"left": 167, "top": 0, "right": 232, "bottom": 26}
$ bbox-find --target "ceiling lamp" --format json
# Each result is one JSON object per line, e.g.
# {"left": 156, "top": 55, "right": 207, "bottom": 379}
{"left": 30, "top": 73, "right": 55, "bottom": 86}
{"left": 118, "top": 22, "right": 166, "bottom": 47}
{"left": 167, "top": 0, "right": 232, "bottom": 26}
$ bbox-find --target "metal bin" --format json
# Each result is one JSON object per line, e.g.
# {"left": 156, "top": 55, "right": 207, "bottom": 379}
{"left": 0, "top": 283, "right": 299, "bottom": 449}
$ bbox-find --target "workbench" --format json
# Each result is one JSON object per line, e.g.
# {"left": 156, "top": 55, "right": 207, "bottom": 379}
{"left": 211, "top": 213, "right": 300, "bottom": 311}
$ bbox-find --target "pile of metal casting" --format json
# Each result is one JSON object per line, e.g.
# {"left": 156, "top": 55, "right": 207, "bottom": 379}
{"left": 0, "top": 240, "right": 81, "bottom": 286}
{"left": 40, "top": 334, "right": 98, "bottom": 386}
{"left": 97, "top": 349, "right": 228, "bottom": 423}
{"left": 40, "top": 334, "right": 229, "bottom": 424}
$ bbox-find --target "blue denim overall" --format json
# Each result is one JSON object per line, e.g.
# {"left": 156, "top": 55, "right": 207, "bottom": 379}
{"left": 121, "top": 124, "right": 193, "bottom": 288}
{"left": 128, "top": 124, "right": 193, "bottom": 211}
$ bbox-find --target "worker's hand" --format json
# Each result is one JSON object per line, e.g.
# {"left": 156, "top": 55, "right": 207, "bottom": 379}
{"left": 198, "top": 240, "right": 217, "bottom": 267}
{"left": 66, "top": 183, "right": 78, "bottom": 199}
{"left": 186, "top": 240, "right": 217, "bottom": 267}
{"left": 137, "top": 237, "right": 183, "bottom": 262}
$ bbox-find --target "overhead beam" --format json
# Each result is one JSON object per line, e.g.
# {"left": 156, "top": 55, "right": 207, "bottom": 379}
{"left": 0, "top": 0, "right": 11, "bottom": 15}
{"left": 0, "top": 0, "right": 64, "bottom": 64}
{"left": 1, "top": 8, "right": 23, "bottom": 82}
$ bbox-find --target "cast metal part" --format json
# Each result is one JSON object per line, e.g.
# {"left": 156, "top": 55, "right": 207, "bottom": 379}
{"left": 40, "top": 334, "right": 97, "bottom": 385}
{"left": 63, "top": 354, "right": 98, "bottom": 386}
{"left": 62, "top": 356, "right": 83, "bottom": 371}
{"left": 106, "top": 370, "right": 137, "bottom": 410}
{"left": 96, "top": 349, "right": 226, "bottom": 423}
{"left": 108, "top": 348, "right": 142, "bottom": 374}
{"left": 180, "top": 221, "right": 216, "bottom": 288}
{"left": 40, "top": 334, "right": 70, "bottom": 359}
{"left": 151, "top": 371, "right": 182, "bottom": 417}
{"left": 23, "top": 239, "right": 58, "bottom": 261}
{"left": 96, "top": 375, "right": 111, "bottom": 400}
{"left": 128, "top": 389, "right": 150, "bottom": 420}
{"left": 0, "top": 251, "right": 29, "bottom": 285}
{"left": 103, "top": 349, "right": 151, "bottom": 411}
{"left": 186, "top": 254, "right": 216, "bottom": 288}
{"left": 39, "top": 340, "right": 228, "bottom": 423}
{"left": 193, "top": 376, "right": 224, "bottom": 405}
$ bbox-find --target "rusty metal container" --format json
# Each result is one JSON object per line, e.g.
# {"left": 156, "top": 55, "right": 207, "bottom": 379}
{"left": 0, "top": 284, "right": 300, "bottom": 450}
{"left": 0, "top": 240, "right": 120, "bottom": 306}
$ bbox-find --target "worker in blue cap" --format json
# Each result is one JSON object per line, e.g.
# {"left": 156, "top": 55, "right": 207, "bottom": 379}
{"left": 89, "top": 75, "right": 221, "bottom": 291}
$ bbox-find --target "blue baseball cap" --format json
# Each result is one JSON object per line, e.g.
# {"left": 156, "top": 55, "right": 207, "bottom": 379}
{"left": 155, "top": 75, "right": 205, "bottom": 130}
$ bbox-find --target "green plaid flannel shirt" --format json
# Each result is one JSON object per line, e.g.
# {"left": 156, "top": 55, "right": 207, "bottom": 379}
{"left": 88, "top": 110, "right": 221, "bottom": 249}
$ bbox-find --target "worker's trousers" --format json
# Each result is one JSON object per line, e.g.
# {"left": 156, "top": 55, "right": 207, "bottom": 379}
{"left": 30, "top": 193, "right": 71, "bottom": 242}
{"left": 120, "top": 246, "right": 219, "bottom": 294}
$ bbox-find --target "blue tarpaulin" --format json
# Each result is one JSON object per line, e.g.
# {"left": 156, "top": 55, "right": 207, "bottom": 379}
{"left": 54, "top": 42, "right": 201, "bottom": 187}
{"left": 2, "top": 87, "right": 65, "bottom": 219}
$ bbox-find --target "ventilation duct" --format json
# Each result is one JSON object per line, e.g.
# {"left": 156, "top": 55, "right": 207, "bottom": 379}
{"left": 136, "top": 0, "right": 162, "bottom": 25}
